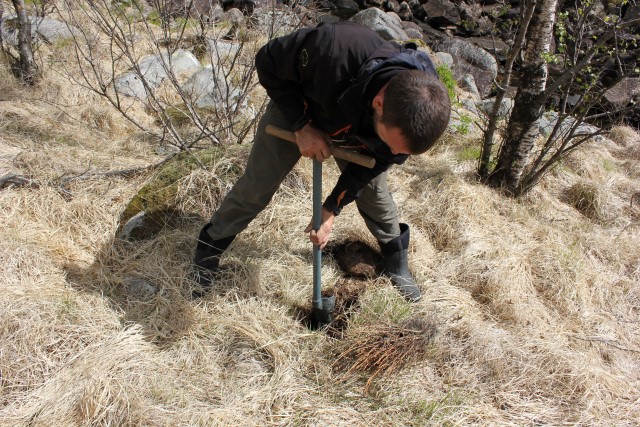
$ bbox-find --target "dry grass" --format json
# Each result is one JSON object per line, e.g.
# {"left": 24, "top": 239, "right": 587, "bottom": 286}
{"left": 333, "top": 318, "right": 438, "bottom": 391}
{"left": 609, "top": 125, "right": 640, "bottom": 147}
{"left": 1, "top": 4, "right": 640, "bottom": 426}
{"left": 564, "top": 180, "right": 607, "bottom": 221}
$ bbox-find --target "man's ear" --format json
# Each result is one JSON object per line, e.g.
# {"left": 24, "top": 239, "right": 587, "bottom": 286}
{"left": 372, "top": 84, "right": 387, "bottom": 114}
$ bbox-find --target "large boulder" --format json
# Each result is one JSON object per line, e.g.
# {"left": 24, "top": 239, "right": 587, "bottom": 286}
{"left": 397, "top": 1, "right": 413, "bottom": 21}
{"left": 181, "top": 65, "right": 246, "bottom": 110}
{"left": 349, "top": 7, "right": 408, "bottom": 41}
{"left": 538, "top": 112, "right": 602, "bottom": 140}
{"left": 476, "top": 97, "right": 513, "bottom": 119}
{"left": 250, "top": 8, "right": 301, "bottom": 36}
{"left": 422, "top": 0, "right": 462, "bottom": 27}
{"left": 114, "top": 50, "right": 201, "bottom": 100}
{"left": 604, "top": 77, "right": 640, "bottom": 111}
{"left": 407, "top": 0, "right": 426, "bottom": 21}
{"left": 332, "top": 0, "right": 361, "bottom": 19}
{"left": 207, "top": 39, "right": 242, "bottom": 66}
{"left": 435, "top": 37, "right": 498, "bottom": 98}
{"left": 467, "top": 37, "right": 511, "bottom": 62}
{"left": 601, "top": 77, "right": 640, "bottom": 127}
{"left": 1, "top": 15, "right": 80, "bottom": 47}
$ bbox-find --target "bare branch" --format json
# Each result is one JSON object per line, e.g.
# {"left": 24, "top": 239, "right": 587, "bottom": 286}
{"left": 0, "top": 173, "right": 38, "bottom": 190}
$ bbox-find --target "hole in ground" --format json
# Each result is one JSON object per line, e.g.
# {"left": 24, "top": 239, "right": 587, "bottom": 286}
{"left": 294, "top": 239, "right": 383, "bottom": 337}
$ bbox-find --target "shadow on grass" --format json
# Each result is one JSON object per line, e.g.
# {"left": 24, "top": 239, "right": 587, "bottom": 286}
{"left": 62, "top": 208, "right": 262, "bottom": 348}
{"left": 63, "top": 206, "right": 384, "bottom": 346}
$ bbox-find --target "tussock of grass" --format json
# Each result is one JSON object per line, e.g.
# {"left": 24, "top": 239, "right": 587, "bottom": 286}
{"left": 333, "top": 318, "right": 438, "bottom": 391}
{"left": 565, "top": 180, "right": 606, "bottom": 220}
{"left": 609, "top": 125, "right": 640, "bottom": 147}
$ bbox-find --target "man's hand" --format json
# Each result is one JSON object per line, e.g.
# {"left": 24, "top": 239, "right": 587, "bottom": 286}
{"left": 295, "top": 123, "right": 332, "bottom": 162}
{"left": 305, "top": 207, "right": 335, "bottom": 249}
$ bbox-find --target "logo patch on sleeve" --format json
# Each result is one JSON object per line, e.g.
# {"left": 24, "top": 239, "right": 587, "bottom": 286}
{"left": 299, "top": 49, "right": 309, "bottom": 67}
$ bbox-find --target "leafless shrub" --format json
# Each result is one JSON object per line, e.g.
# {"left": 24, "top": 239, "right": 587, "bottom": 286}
{"left": 53, "top": 0, "right": 293, "bottom": 152}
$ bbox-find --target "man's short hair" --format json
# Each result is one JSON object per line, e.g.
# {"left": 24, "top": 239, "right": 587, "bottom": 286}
{"left": 381, "top": 70, "right": 451, "bottom": 154}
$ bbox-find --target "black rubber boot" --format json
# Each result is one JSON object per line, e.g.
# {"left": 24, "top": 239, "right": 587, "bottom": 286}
{"left": 192, "top": 223, "right": 235, "bottom": 298}
{"left": 379, "top": 223, "right": 421, "bottom": 302}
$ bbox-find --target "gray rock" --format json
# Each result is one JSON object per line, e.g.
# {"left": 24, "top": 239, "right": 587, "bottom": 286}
{"left": 539, "top": 112, "right": 602, "bottom": 138}
{"left": 403, "top": 26, "right": 424, "bottom": 40}
{"left": 435, "top": 52, "right": 454, "bottom": 69}
{"left": 398, "top": 2, "right": 413, "bottom": 21}
{"left": 476, "top": 97, "right": 514, "bottom": 119}
{"left": 604, "top": 77, "right": 640, "bottom": 109}
{"left": 407, "top": 0, "right": 426, "bottom": 21}
{"left": 384, "top": 0, "right": 401, "bottom": 14}
{"left": 207, "top": 39, "right": 242, "bottom": 68}
{"left": 115, "top": 57, "right": 167, "bottom": 100}
{"left": 250, "top": 8, "right": 301, "bottom": 36}
{"left": 436, "top": 37, "right": 498, "bottom": 98}
{"left": 125, "top": 276, "right": 158, "bottom": 297}
{"left": 1, "top": 15, "right": 80, "bottom": 47}
{"left": 459, "top": 1, "right": 482, "bottom": 22}
{"left": 422, "top": 0, "right": 462, "bottom": 27}
{"left": 437, "top": 37, "right": 498, "bottom": 76}
{"left": 225, "top": 8, "right": 246, "bottom": 25}
{"left": 459, "top": 74, "right": 480, "bottom": 100}
{"left": 350, "top": 8, "right": 408, "bottom": 41}
{"left": 401, "top": 20, "right": 424, "bottom": 36}
{"left": 459, "top": 98, "right": 479, "bottom": 115}
{"left": 181, "top": 65, "right": 246, "bottom": 110}
{"left": 467, "top": 37, "right": 510, "bottom": 62}
{"left": 115, "top": 49, "right": 201, "bottom": 100}
{"left": 333, "top": 0, "right": 360, "bottom": 19}
{"left": 118, "top": 211, "right": 147, "bottom": 240}
{"left": 171, "top": 50, "right": 203, "bottom": 77}
{"left": 181, "top": 65, "right": 225, "bottom": 109}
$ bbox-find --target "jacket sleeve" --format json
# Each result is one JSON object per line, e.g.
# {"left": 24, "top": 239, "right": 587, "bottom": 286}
{"left": 255, "top": 28, "right": 328, "bottom": 131}
{"left": 323, "top": 153, "right": 408, "bottom": 215}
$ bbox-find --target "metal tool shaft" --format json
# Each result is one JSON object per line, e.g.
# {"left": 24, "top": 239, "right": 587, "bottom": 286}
{"left": 312, "top": 159, "right": 323, "bottom": 310}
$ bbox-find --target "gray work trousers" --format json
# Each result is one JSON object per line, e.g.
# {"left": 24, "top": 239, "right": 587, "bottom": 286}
{"left": 207, "top": 104, "right": 401, "bottom": 244}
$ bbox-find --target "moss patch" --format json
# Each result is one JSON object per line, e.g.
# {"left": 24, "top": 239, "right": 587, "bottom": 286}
{"left": 119, "top": 146, "right": 243, "bottom": 239}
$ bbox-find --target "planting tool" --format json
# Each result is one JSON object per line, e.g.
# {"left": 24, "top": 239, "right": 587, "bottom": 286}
{"left": 310, "top": 158, "right": 335, "bottom": 326}
{"left": 265, "top": 125, "right": 375, "bottom": 327}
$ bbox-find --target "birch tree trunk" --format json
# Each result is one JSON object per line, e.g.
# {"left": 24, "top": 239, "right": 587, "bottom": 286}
{"left": 478, "top": 0, "right": 537, "bottom": 178}
{"left": 489, "top": 0, "right": 558, "bottom": 193}
{"left": 11, "top": 0, "right": 40, "bottom": 85}
{"left": 0, "top": 2, "right": 4, "bottom": 47}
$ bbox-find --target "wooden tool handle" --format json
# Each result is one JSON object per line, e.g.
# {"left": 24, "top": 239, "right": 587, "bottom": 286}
{"left": 265, "top": 125, "right": 376, "bottom": 169}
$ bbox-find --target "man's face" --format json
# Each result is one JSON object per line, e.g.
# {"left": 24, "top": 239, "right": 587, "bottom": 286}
{"left": 373, "top": 108, "right": 412, "bottom": 155}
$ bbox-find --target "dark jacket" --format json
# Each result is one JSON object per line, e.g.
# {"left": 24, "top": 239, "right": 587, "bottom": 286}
{"left": 255, "top": 22, "right": 437, "bottom": 215}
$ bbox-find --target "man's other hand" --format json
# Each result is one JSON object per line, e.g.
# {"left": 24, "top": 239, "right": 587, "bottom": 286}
{"left": 305, "top": 207, "right": 335, "bottom": 249}
{"left": 294, "top": 123, "right": 332, "bottom": 162}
